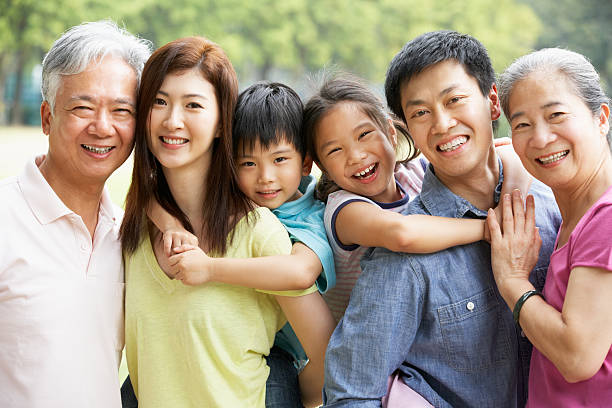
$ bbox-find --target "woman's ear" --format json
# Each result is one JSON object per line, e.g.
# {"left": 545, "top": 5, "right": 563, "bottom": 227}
{"left": 598, "top": 103, "right": 610, "bottom": 138}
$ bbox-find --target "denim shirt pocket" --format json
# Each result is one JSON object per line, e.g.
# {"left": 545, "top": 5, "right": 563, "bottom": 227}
{"left": 437, "top": 287, "right": 512, "bottom": 372}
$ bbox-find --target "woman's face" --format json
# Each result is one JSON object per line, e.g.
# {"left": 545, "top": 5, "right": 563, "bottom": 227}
{"left": 147, "top": 68, "right": 219, "bottom": 173}
{"left": 508, "top": 70, "right": 610, "bottom": 192}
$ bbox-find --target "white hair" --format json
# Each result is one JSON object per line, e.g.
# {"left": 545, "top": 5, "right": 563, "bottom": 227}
{"left": 41, "top": 20, "right": 152, "bottom": 113}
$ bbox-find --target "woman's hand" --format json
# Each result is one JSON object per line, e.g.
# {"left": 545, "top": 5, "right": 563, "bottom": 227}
{"left": 162, "top": 228, "right": 198, "bottom": 257}
{"left": 168, "top": 245, "right": 214, "bottom": 286}
{"left": 487, "top": 190, "right": 541, "bottom": 306}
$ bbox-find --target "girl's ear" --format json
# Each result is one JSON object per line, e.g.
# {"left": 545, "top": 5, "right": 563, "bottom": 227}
{"left": 302, "top": 155, "right": 314, "bottom": 176}
{"left": 387, "top": 118, "right": 398, "bottom": 147}
{"left": 598, "top": 103, "right": 610, "bottom": 138}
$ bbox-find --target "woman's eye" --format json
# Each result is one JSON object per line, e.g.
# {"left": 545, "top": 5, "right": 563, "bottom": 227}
{"left": 186, "top": 102, "right": 203, "bottom": 109}
{"left": 359, "top": 130, "right": 372, "bottom": 139}
{"left": 154, "top": 98, "right": 166, "bottom": 106}
{"left": 550, "top": 112, "right": 565, "bottom": 119}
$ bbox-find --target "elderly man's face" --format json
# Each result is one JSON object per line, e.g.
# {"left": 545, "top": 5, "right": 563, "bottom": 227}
{"left": 41, "top": 56, "right": 138, "bottom": 186}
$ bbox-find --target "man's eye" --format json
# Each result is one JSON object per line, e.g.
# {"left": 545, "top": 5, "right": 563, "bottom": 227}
{"left": 448, "top": 96, "right": 462, "bottom": 104}
{"left": 514, "top": 122, "right": 529, "bottom": 130}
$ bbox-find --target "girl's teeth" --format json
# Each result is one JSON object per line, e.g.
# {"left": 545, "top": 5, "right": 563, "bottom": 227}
{"left": 162, "top": 137, "right": 188, "bottom": 145}
{"left": 439, "top": 136, "right": 468, "bottom": 152}
{"left": 355, "top": 164, "right": 375, "bottom": 177}
{"left": 82, "top": 145, "right": 112, "bottom": 154}
{"left": 538, "top": 151, "right": 569, "bottom": 164}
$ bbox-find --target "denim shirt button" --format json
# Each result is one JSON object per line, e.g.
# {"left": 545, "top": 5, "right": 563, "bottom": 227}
{"left": 466, "top": 301, "right": 475, "bottom": 311}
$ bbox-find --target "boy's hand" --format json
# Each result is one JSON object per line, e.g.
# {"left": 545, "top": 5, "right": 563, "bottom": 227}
{"left": 168, "top": 245, "right": 214, "bottom": 286}
{"left": 163, "top": 228, "right": 198, "bottom": 257}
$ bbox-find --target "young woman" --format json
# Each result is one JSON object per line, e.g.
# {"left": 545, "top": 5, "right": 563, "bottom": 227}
{"left": 120, "top": 37, "right": 329, "bottom": 408}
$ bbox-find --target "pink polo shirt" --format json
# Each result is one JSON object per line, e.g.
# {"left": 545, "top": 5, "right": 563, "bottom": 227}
{"left": 0, "top": 159, "right": 124, "bottom": 408}
{"left": 527, "top": 185, "right": 612, "bottom": 407}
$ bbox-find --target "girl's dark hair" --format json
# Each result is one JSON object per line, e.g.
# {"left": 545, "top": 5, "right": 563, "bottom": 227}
{"left": 303, "top": 74, "right": 419, "bottom": 202}
{"left": 121, "top": 36, "right": 252, "bottom": 255}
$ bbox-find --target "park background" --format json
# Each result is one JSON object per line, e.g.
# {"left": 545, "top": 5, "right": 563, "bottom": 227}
{"left": 0, "top": 0, "right": 611, "bottom": 382}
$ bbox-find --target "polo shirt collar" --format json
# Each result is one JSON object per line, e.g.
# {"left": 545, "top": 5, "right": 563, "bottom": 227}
{"left": 419, "top": 157, "right": 504, "bottom": 219}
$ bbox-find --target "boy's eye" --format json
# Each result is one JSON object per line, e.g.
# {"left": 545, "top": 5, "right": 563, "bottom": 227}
{"left": 411, "top": 109, "right": 427, "bottom": 118}
{"left": 274, "top": 157, "right": 288, "bottom": 163}
{"left": 513, "top": 122, "right": 530, "bottom": 130}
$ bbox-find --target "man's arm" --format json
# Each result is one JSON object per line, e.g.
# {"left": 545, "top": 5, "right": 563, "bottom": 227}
{"left": 323, "top": 249, "right": 423, "bottom": 407}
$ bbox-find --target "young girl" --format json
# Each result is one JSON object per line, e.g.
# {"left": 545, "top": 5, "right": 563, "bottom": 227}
{"left": 119, "top": 37, "right": 330, "bottom": 408}
{"left": 302, "top": 75, "right": 530, "bottom": 321}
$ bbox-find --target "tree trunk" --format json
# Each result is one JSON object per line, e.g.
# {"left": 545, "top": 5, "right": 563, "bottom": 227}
{"left": 9, "top": 50, "right": 26, "bottom": 125}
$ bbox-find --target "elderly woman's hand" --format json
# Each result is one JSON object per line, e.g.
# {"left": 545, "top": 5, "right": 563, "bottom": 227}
{"left": 487, "top": 189, "right": 542, "bottom": 307}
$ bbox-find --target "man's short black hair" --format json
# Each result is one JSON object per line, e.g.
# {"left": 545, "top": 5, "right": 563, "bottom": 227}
{"left": 385, "top": 30, "right": 496, "bottom": 123}
{"left": 233, "top": 81, "right": 305, "bottom": 157}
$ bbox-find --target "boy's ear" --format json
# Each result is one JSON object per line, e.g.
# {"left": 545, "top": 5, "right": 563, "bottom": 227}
{"left": 302, "top": 155, "right": 314, "bottom": 176}
{"left": 489, "top": 84, "right": 501, "bottom": 121}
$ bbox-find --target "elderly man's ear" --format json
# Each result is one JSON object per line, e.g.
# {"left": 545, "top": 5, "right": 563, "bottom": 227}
{"left": 40, "top": 101, "right": 52, "bottom": 136}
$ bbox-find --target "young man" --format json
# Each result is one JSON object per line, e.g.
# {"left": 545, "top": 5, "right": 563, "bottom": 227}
{"left": 323, "top": 31, "right": 561, "bottom": 407}
{"left": 0, "top": 21, "right": 150, "bottom": 408}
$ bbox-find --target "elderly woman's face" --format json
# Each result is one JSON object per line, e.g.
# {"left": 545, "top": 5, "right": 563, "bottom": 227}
{"left": 508, "top": 70, "right": 610, "bottom": 191}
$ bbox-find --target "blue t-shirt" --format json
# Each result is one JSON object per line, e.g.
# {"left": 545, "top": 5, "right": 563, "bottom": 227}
{"left": 272, "top": 175, "right": 336, "bottom": 366}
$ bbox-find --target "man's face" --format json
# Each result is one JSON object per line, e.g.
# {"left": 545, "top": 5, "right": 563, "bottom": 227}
{"left": 41, "top": 56, "right": 138, "bottom": 186}
{"left": 399, "top": 60, "right": 500, "bottom": 186}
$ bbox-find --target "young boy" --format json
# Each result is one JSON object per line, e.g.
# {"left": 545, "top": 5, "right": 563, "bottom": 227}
{"left": 151, "top": 82, "right": 336, "bottom": 407}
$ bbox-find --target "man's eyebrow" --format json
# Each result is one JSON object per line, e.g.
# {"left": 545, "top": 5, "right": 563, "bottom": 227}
{"left": 509, "top": 102, "right": 563, "bottom": 122}
{"left": 404, "top": 84, "right": 459, "bottom": 107}
{"left": 68, "top": 95, "right": 135, "bottom": 108}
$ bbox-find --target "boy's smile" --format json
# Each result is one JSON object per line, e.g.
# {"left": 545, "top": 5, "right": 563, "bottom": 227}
{"left": 236, "top": 139, "right": 311, "bottom": 209}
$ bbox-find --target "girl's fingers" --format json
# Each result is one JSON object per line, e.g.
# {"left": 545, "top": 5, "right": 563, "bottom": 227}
{"left": 164, "top": 235, "right": 174, "bottom": 257}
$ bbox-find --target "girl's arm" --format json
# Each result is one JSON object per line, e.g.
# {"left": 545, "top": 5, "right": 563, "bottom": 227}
{"left": 335, "top": 201, "right": 486, "bottom": 253}
{"left": 495, "top": 138, "right": 533, "bottom": 195}
{"left": 274, "top": 292, "right": 335, "bottom": 408}
{"left": 488, "top": 191, "right": 612, "bottom": 382}
{"left": 170, "top": 243, "right": 321, "bottom": 290}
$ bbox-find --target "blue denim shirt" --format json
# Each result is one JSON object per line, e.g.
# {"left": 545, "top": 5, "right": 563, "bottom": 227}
{"left": 323, "top": 161, "right": 561, "bottom": 407}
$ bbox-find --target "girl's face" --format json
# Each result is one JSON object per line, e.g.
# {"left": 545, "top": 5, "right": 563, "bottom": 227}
{"left": 147, "top": 68, "right": 219, "bottom": 173}
{"left": 315, "top": 102, "right": 400, "bottom": 202}
{"left": 508, "top": 70, "right": 610, "bottom": 193}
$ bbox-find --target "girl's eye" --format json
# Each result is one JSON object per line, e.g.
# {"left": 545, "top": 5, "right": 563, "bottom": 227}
{"left": 154, "top": 98, "right": 166, "bottom": 106}
{"left": 327, "top": 147, "right": 341, "bottom": 156}
{"left": 274, "top": 157, "right": 288, "bottom": 163}
{"left": 186, "top": 102, "right": 203, "bottom": 109}
{"left": 240, "top": 161, "right": 255, "bottom": 167}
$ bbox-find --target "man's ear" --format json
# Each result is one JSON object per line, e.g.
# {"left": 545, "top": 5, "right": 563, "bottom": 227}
{"left": 302, "top": 155, "right": 314, "bottom": 176}
{"left": 489, "top": 84, "right": 501, "bottom": 121}
{"left": 41, "top": 101, "right": 52, "bottom": 136}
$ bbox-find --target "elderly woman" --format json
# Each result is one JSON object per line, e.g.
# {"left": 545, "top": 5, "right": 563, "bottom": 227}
{"left": 488, "top": 48, "right": 612, "bottom": 407}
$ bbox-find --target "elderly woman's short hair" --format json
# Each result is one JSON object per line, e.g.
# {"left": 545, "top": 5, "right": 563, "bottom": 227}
{"left": 41, "top": 20, "right": 152, "bottom": 112}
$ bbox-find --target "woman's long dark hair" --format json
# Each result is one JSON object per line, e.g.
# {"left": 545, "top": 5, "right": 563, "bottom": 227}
{"left": 121, "top": 36, "right": 252, "bottom": 255}
{"left": 303, "top": 74, "right": 420, "bottom": 202}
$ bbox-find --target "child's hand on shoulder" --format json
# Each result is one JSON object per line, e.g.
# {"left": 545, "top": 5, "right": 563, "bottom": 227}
{"left": 163, "top": 228, "right": 198, "bottom": 257}
{"left": 169, "top": 245, "right": 214, "bottom": 286}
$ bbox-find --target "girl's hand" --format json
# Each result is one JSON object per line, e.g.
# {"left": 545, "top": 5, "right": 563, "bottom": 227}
{"left": 163, "top": 228, "right": 198, "bottom": 257}
{"left": 168, "top": 245, "right": 214, "bottom": 286}
{"left": 487, "top": 190, "right": 541, "bottom": 304}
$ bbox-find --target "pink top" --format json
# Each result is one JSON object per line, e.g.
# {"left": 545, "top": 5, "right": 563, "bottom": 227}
{"left": 527, "top": 185, "right": 612, "bottom": 407}
{"left": 0, "top": 159, "right": 125, "bottom": 408}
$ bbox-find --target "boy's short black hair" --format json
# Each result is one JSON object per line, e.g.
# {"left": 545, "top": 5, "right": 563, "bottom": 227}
{"left": 233, "top": 81, "right": 305, "bottom": 157}
{"left": 385, "top": 30, "right": 496, "bottom": 123}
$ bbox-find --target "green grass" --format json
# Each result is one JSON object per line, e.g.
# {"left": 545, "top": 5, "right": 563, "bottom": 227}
{"left": 0, "top": 126, "right": 133, "bottom": 208}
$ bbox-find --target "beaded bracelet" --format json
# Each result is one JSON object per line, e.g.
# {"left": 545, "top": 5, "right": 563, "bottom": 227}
{"left": 513, "top": 289, "right": 544, "bottom": 326}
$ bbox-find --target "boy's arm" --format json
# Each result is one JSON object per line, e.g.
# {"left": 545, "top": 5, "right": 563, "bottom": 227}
{"left": 170, "top": 243, "right": 322, "bottom": 290}
{"left": 147, "top": 199, "right": 198, "bottom": 256}
{"left": 274, "top": 291, "right": 335, "bottom": 408}
{"left": 335, "top": 201, "right": 486, "bottom": 254}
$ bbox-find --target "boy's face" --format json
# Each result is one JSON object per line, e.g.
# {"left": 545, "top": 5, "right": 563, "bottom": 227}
{"left": 236, "top": 138, "right": 311, "bottom": 209}
{"left": 399, "top": 60, "right": 501, "bottom": 186}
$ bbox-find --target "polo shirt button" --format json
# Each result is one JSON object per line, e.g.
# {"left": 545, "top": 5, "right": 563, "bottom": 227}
{"left": 80, "top": 243, "right": 87, "bottom": 251}
{"left": 466, "top": 301, "right": 475, "bottom": 311}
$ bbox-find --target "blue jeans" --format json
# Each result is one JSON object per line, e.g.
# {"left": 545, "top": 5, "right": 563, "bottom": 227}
{"left": 265, "top": 345, "right": 304, "bottom": 408}
{"left": 120, "top": 346, "right": 302, "bottom": 407}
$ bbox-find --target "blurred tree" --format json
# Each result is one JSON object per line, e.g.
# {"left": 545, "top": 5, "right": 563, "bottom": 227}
{"left": 522, "top": 0, "right": 612, "bottom": 93}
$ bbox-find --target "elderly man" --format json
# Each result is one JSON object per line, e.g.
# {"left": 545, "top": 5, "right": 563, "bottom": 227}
{"left": 0, "top": 21, "right": 150, "bottom": 407}
{"left": 323, "top": 31, "right": 562, "bottom": 407}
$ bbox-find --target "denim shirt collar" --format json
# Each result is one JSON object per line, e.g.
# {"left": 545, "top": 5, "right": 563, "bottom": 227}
{"left": 420, "top": 157, "right": 504, "bottom": 219}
